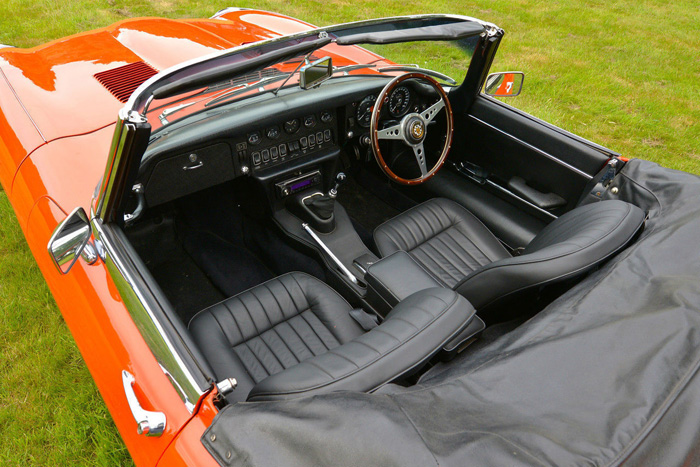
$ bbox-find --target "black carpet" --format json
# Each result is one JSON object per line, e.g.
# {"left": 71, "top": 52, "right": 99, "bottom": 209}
{"left": 337, "top": 175, "right": 401, "bottom": 233}
{"left": 126, "top": 216, "right": 225, "bottom": 324}
{"left": 183, "top": 230, "right": 275, "bottom": 299}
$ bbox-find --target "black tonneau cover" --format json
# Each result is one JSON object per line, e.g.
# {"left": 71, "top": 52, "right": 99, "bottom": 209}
{"left": 202, "top": 159, "right": 700, "bottom": 466}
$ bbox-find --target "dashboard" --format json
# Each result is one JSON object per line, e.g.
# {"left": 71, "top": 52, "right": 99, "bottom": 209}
{"left": 134, "top": 77, "right": 440, "bottom": 213}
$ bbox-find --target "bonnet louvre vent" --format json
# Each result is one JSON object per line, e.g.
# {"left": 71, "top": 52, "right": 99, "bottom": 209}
{"left": 94, "top": 61, "right": 158, "bottom": 103}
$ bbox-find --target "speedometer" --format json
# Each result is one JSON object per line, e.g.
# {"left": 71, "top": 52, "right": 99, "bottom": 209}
{"left": 356, "top": 95, "right": 376, "bottom": 128}
{"left": 389, "top": 86, "right": 411, "bottom": 117}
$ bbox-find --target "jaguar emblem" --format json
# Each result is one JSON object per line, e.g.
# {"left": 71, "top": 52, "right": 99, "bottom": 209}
{"left": 410, "top": 120, "right": 425, "bottom": 139}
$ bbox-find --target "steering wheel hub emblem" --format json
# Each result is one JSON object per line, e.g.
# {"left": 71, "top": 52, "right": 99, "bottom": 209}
{"left": 410, "top": 120, "right": 424, "bottom": 139}
{"left": 403, "top": 114, "right": 426, "bottom": 144}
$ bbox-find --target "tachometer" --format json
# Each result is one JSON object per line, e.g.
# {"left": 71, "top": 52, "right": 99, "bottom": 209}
{"left": 389, "top": 86, "right": 411, "bottom": 117}
{"left": 356, "top": 95, "right": 376, "bottom": 128}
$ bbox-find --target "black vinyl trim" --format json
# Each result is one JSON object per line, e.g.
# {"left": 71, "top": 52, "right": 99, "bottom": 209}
{"left": 468, "top": 114, "right": 593, "bottom": 180}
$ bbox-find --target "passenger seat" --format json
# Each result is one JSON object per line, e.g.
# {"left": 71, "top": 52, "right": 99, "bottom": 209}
{"left": 189, "top": 272, "right": 475, "bottom": 402}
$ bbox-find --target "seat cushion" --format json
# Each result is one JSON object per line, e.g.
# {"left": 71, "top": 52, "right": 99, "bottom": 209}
{"left": 189, "top": 272, "right": 364, "bottom": 400}
{"left": 373, "top": 198, "right": 511, "bottom": 288}
{"left": 247, "top": 287, "right": 476, "bottom": 402}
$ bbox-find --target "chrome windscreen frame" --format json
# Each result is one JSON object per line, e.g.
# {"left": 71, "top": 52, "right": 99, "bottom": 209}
{"left": 92, "top": 109, "right": 209, "bottom": 412}
{"left": 124, "top": 14, "right": 498, "bottom": 115}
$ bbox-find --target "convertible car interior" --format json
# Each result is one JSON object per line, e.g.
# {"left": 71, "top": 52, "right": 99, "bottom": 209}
{"left": 122, "top": 104, "right": 644, "bottom": 402}
{"left": 114, "top": 17, "right": 647, "bottom": 404}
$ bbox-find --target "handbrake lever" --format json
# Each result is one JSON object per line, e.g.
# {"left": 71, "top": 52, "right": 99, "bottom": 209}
{"left": 302, "top": 222, "right": 359, "bottom": 285}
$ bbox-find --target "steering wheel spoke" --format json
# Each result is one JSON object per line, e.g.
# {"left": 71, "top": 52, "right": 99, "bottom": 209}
{"left": 422, "top": 99, "right": 445, "bottom": 123}
{"left": 413, "top": 143, "right": 428, "bottom": 177}
{"left": 377, "top": 124, "right": 403, "bottom": 140}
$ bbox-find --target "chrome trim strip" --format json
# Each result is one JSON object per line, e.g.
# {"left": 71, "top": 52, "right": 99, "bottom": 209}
{"left": 94, "top": 109, "right": 143, "bottom": 221}
{"left": 92, "top": 218, "right": 205, "bottom": 411}
{"left": 468, "top": 114, "right": 594, "bottom": 180}
{"left": 210, "top": 7, "right": 251, "bottom": 19}
{"left": 0, "top": 67, "right": 47, "bottom": 142}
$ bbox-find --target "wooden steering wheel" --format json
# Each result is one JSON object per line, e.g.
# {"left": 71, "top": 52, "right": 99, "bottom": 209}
{"left": 370, "top": 72, "right": 454, "bottom": 185}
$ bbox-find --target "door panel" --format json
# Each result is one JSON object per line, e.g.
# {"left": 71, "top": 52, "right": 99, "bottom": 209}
{"left": 427, "top": 94, "right": 614, "bottom": 248}
{"left": 424, "top": 170, "right": 546, "bottom": 249}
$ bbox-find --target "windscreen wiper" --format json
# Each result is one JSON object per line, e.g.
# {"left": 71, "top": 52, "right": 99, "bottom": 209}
{"left": 378, "top": 65, "right": 457, "bottom": 85}
{"left": 332, "top": 63, "right": 376, "bottom": 75}
{"left": 205, "top": 74, "right": 291, "bottom": 107}
{"left": 152, "top": 35, "right": 331, "bottom": 100}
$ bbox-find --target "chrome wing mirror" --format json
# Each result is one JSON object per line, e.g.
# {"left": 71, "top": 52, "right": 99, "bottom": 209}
{"left": 483, "top": 71, "right": 524, "bottom": 97}
{"left": 48, "top": 207, "right": 93, "bottom": 274}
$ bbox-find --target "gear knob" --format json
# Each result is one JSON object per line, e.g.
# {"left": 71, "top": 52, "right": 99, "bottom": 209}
{"left": 329, "top": 172, "right": 347, "bottom": 198}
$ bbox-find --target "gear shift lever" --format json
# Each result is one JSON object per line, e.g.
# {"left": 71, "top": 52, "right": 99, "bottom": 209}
{"left": 288, "top": 172, "right": 346, "bottom": 234}
{"left": 328, "top": 172, "right": 347, "bottom": 198}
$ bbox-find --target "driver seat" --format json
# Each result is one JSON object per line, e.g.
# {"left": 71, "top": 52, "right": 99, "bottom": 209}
{"left": 373, "top": 198, "right": 645, "bottom": 313}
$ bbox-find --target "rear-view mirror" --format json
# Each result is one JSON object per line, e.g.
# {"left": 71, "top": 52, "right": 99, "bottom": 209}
{"left": 300, "top": 56, "right": 332, "bottom": 89}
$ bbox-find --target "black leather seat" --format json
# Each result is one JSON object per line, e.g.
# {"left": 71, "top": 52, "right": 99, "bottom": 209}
{"left": 374, "top": 198, "right": 645, "bottom": 311}
{"left": 189, "top": 272, "right": 475, "bottom": 402}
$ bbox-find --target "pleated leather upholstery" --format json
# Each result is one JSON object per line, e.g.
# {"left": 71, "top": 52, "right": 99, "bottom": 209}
{"left": 248, "top": 287, "right": 475, "bottom": 401}
{"left": 375, "top": 198, "right": 645, "bottom": 311}
{"left": 189, "top": 272, "right": 364, "bottom": 400}
{"left": 373, "top": 197, "right": 511, "bottom": 288}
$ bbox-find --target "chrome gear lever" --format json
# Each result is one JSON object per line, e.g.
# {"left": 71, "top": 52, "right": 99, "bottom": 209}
{"left": 328, "top": 172, "right": 347, "bottom": 198}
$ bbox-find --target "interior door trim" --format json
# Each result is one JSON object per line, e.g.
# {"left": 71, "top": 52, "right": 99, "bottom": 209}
{"left": 485, "top": 178, "right": 558, "bottom": 220}
{"left": 467, "top": 114, "right": 594, "bottom": 180}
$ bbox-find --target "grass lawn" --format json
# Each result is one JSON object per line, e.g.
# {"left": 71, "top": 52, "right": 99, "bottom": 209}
{"left": 0, "top": 1, "right": 697, "bottom": 465}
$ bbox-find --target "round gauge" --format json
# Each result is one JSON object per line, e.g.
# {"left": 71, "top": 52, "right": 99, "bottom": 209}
{"left": 320, "top": 111, "right": 333, "bottom": 123}
{"left": 303, "top": 115, "right": 316, "bottom": 128}
{"left": 356, "top": 95, "right": 376, "bottom": 128}
{"left": 389, "top": 86, "right": 411, "bottom": 117}
{"left": 284, "top": 118, "right": 300, "bottom": 134}
{"left": 266, "top": 126, "right": 280, "bottom": 139}
{"left": 247, "top": 131, "right": 261, "bottom": 145}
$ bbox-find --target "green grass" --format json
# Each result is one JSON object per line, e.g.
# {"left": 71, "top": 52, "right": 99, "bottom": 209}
{"left": 0, "top": 193, "right": 131, "bottom": 466}
{"left": 0, "top": 1, "right": 698, "bottom": 465}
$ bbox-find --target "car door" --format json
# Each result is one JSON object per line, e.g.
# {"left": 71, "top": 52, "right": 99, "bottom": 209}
{"left": 14, "top": 124, "right": 213, "bottom": 465}
{"left": 425, "top": 91, "right": 617, "bottom": 250}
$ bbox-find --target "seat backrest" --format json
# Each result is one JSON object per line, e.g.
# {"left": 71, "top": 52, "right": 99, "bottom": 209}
{"left": 454, "top": 200, "right": 645, "bottom": 312}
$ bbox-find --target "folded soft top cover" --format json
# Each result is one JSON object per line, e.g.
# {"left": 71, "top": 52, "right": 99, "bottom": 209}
{"left": 202, "top": 159, "right": 700, "bottom": 467}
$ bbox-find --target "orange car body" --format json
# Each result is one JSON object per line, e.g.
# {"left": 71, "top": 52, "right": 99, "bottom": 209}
{"left": 0, "top": 9, "right": 373, "bottom": 465}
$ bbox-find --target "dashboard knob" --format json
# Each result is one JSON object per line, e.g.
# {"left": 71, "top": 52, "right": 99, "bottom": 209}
{"left": 241, "top": 165, "right": 249, "bottom": 175}
{"left": 360, "top": 135, "right": 371, "bottom": 146}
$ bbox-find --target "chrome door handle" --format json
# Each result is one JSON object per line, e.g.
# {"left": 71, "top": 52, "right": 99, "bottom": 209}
{"left": 183, "top": 161, "right": 204, "bottom": 170}
{"left": 122, "top": 370, "right": 166, "bottom": 437}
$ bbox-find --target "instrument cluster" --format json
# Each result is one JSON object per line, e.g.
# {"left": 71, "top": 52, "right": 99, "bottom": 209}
{"left": 355, "top": 86, "right": 418, "bottom": 128}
